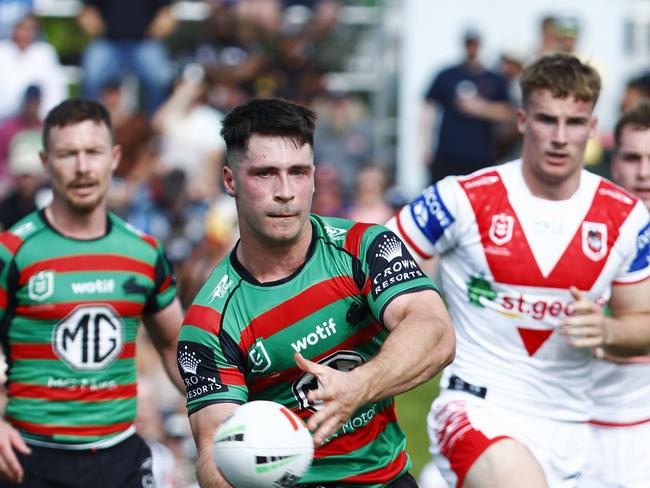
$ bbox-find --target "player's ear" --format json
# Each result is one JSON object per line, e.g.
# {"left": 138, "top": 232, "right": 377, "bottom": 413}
{"left": 223, "top": 165, "right": 237, "bottom": 197}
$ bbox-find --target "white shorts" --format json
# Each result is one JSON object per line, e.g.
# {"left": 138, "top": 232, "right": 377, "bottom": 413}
{"left": 581, "top": 420, "right": 650, "bottom": 488}
{"left": 427, "top": 390, "right": 591, "bottom": 488}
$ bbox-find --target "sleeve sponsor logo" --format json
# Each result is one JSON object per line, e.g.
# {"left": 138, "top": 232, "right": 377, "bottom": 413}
{"left": 629, "top": 221, "right": 650, "bottom": 272}
{"left": 409, "top": 184, "right": 454, "bottom": 244}
{"left": 178, "top": 341, "right": 228, "bottom": 400}
{"left": 324, "top": 224, "right": 347, "bottom": 240}
{"left": 461, "top": 174, "right": 499, "bottom": 189}
{"left": 598, "top": 187, "right": 634, "bottom": 205}
{"left": 369, "top": 232, "right": 425, "bottom": 299}
{"left": 12, "top": 221, "right": 35, "bottom": 238}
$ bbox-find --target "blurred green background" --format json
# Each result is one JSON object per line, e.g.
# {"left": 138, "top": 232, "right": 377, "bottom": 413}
{"left": 395, "top": 377, "right": 441, "bottom": 480}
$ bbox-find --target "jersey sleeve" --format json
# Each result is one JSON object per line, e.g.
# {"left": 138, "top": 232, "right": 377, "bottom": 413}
{"left": 352, "top": 224, "right": 438, "bottom": 323}
{"left": 178, "top": 304, "right": 248, "bottom": 414}
{"left": 143, "top": 242, "right": 177, "bottom": 315}
{"left": 0, "top": 232, "right": 21, "bottom": 328}
{"left": 387, "top": 176, "right": 469, "bottom": 260}
{"left": 613, "top": 204, "right": 650, "bottom": 285}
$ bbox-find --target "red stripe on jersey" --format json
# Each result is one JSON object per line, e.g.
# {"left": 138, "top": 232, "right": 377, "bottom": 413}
{"left": 7, "top": 382, "right": 137, "bottom": 401}
{"left": 183, "top": 305, "right": 221, "bottom": 335}
{"left": 139, "top": 234, "right": 158, "bottom": 249}
{"left": 313, "top": 405, "right": 398, "bottom": 458}
{"left": 0, "top": 288, "right": 6, "bottom": 308}
{"left": 20, "top": 255, "right": 155, "bottom": 285}
{"left": 6, "top": 416, "right": 133, "bottom": 436}
{"left": 396, "top": 212, "right": 432, "bottom": 259}
{"left": 16, "top": 301, "right": 144, "bottom": 320}
{"left": 0, "top": 232, "right": 22, "bottom": 255}
{"left": 160, "top": 276, "right": 172, "bottom": 292}
{"left": 248, "top": 321, "right": 383, "bottom": 394}
{"left": 462, "top": 176, "right": 633, "bottom": 290}
{"left": 339, "top": 449, "right": 408, "bottom": 484}
{"left": 10, "top": 342, "right": 135, "bottom": 360}
{"left": 239, "top": 276, "right": 359, "bottom": 352}
{"left": 218, "top": 367, "right": 246, "bottom": 386}
{"left": 343, "top": 222, "right": 374, "bottom": 257}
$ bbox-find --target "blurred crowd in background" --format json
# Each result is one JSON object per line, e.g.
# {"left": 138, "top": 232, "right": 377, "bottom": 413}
{"left": 0, "top": 1, "right": 649, "bottom": 486}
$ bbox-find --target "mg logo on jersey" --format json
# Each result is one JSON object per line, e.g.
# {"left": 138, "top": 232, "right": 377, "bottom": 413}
{"left": 488, "top": 213, "right": 514, "bottom": 246}
{"left": 209, "top": 274, "right": 232, "bottom": 302}
{"left": 582, "top": 222, "right": 607, "bottom": 261}
{"left": 249, "top": 340, "right": 272, "bottom": 373}
{"left": 28, "top": 271, "right": 54, "bottom": 301}
{"left": 53, "top": 305, "right": 123, "bottom": 370}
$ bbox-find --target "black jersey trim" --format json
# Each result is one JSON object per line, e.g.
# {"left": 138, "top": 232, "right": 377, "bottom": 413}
{"left": 377, "top": 285, "right": 440, "bottom": 324}
{"left": 38, "top": 208, "right": 113, "bottom": 241}
{"left": 187, "top": 398, "right": 245, "bottom": 416}
{"left": 229, "top": 223, "right": 317, "bottom": 286}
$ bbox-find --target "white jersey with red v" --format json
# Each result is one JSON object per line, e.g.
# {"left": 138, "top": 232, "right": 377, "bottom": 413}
{"left": 392, "top": 159, "right": 650, "bottom": 421}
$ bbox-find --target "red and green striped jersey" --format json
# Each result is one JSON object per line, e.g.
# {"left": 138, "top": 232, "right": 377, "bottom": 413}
{"left": 178, "top": 214, "right": 438, "bottom": 486}
{"left": 0, "top": 210, "right": 176, "bottom": 447}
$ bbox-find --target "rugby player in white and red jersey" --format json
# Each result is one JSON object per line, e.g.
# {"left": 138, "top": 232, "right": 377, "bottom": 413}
{"left": 582, "top": 100, "right": 650, "bottom": 488}
{"left": 387, "top": 54, "right": 650, "bottom": 488}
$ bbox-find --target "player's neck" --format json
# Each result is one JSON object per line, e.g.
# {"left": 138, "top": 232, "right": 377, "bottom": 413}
{"left": 521, "top": 162, "right": 581, "bottom": 201}
{"left": 236, "top": 223, "right": 313, "bottom": 283}
{"left": 44, "top": 201, "right": 108, "bottom": 240}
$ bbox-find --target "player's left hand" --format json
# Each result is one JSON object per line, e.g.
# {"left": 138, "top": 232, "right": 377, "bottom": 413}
{"left": 294, "top": 353, "right": 367, "bottom": 445}
{"left": 558, "top": 286, "right": 607, "bottom": 348}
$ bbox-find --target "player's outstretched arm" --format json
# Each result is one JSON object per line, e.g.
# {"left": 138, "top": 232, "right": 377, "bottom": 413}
{"left": 189, "top": 403, "right": 239, "bottom": 488}
{"left": 561, "top": 281, "right": 650, "bottom": 355}
{"left": 0, "top": 419, "right": 30, "bottom": 483}
{"left": 297, "top": 289, "right": 454, "bottom": 444}
{"left": 144, "top": 298, "right": 186, "bottom": 394}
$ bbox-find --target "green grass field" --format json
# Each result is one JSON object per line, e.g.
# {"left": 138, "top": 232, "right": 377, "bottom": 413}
{"left": 395, "top": 376, "right": 441, "bottom": 480}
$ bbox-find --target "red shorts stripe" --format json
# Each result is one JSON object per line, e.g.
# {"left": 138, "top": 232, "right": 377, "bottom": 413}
{"left": 436, "top": 404, "right": 510, "bottom": 487}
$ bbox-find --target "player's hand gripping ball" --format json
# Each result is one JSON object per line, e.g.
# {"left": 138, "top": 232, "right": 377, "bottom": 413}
{"left": 213, "top": 400, "right": 314, "bottom": 487}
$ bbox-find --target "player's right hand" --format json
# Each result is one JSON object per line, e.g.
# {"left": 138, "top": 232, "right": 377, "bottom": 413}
{"left": 0, "top": 419, "right": 31, "bottom": 483}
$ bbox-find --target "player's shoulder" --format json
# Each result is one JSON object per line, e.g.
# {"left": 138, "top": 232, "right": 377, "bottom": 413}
{"left": 109, "top": 212, "right": 163, "bottom": 251}
{"left": 0, "top": 210, "right": 47, "bottom": 257}
{"left": 586, "top": 171, "right": 640, "bottom": 208}
{"left": 190, "top": 253, "right": 238, "bottom": 312}
{"left": 312, "top": 213, "right": 390, "bottom": 253}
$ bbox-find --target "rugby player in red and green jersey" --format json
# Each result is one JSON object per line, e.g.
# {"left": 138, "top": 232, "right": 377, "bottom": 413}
{"left": 177, "top": 98, "right": 455, "bottom": 488}
{"left": 0, "top": 98, "right": 184, "bottom": 487}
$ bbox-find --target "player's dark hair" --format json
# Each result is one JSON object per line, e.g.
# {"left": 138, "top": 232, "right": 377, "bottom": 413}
{"left": 42, "top": 98, "right": 113, "bottom": 150}
{"left": 614, "top": 100, "right": 650, "bottom": 149}
{"left": 220, "top": 98, "right": 316, "bottom": 166}
{"left": 520, "top": 53, "right": 601, "bottom": 108}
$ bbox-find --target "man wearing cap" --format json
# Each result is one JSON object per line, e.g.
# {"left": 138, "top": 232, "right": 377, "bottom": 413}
{"left": 419, "top": 28, "right": 513, "bottom": 184}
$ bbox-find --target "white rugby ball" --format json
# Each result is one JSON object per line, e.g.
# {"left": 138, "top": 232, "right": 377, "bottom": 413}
{"left": 213, "top": 400, "right": 314, "bottom": 487}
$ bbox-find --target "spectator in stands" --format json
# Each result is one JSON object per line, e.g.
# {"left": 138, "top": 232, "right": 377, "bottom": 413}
{"left": 419, "top": 28, "right": 512, "bottom": 183}
{"left": 77, "top": 0, "right": 177, "bottom": 115}
{"left": 313, "top": 89, "right": 374, "bottom": 201}
{"left": 535, "top": 14, "right": 559, "bottom": 56}
{"left": 151, "top": 64, "right": 226, "bottom": 204}
{"left": 0, "top": 14, "right": 67, "bottom": 120}
{"left": 0, "top": 85, "right": 42, "bottom": 194}
{"left": 0, "top": 0, "right": 33, "bottom": 40}
{"left": 620, "top": 74, "right": 650, "bottom": 112}
{"left": 345, "top": 165, "right": 393, "bottom": 224}
{"left": 0, "top": 129, "right": 50, "bottom": 230}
